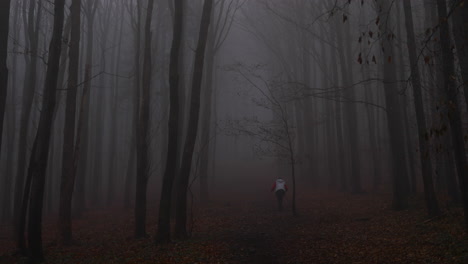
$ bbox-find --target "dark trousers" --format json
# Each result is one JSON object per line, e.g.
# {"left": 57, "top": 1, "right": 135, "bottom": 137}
{"left": 275, "top": 189, "right": 285, "bottom": 211}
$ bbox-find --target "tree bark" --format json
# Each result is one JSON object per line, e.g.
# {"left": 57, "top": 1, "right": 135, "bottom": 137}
{"left": 74, "top": 0, "right": 98, "bottom": 216}
{"left": 376, "top": 0, "right": 410, "bottom": 210}
{"left": 342, "top": 20, "right": 362, "bottom": 194}
{"left": 0, "top": 0, "right": 11, "bottom": 157}
{"left": 106, "top": 0, "right": 125, "bottom": 207}
{"left": 329, "top": 35, "right": 346, "bottom": 191}
{"left": 27, "top": 0, "right": 66, "bottom": 261}
{"left": 361, "top": 62, "right": 381, "bottom": 189}
{"left": 451, "top": 0, "right": 468, "bottom": 108}
{"left": 436, "top": 0, "right": 468, "bottom": 229}
{"left": 135, "top": 0, "right": 154, "bottom": 238}
{"left": 90, "top": 5, "right": 112, "bottom": 204}
{"left": 0, "top": 0, "right": 13, "bottom": 223}
{"left": 198, "top": 27, "right": 215, "bottom": 204}
{"left": 174, "top": 0, "right": 214, "bottom": 239}
{"left": 59, "top": 0, "right": 82, "bottom": 245}
{"left": 156, "top": 0, "right": 184, "bottom": 244}
{"left": 402, "top": 0, "right": 440, "bottom": 217}
{"left": 125, "top": 0, "right": 143, "bottom": 210}
{"left": 15, "top": 0, "right": 43, "bottom": 252}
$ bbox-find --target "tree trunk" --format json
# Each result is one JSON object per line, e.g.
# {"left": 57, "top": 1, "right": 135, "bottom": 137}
{"left": 451, "top": 0, "right": 468, "bottom": 108}
{"left": 27, "top": 0, "right": 66, "bottom": 261}
{"left": 396, "top": 2, "right": 417, "bottom": 196}
{"left": 436, "top": 0, "right": 468, "bottom": 229}
{"left": 156, "top": 0, "right": 184, "bottom": 244}
{"left": 124, "top": 0, "right": 143, "bottom": 211}
{"left": 74, "top": 0, "right": 98, "bottom": 216}
{"left": 107, "top": 1, "right": 125, "bottom": 207}
{"left": 402, "top": 0, "right": 440, "bottom": 217}
{"left": 124, "top": 139, "right": 136, "bottom": 209}
{"left": 401, "top": 97, "right": 417, "bottom": 194}
{"left": 72, "top": 57, "right": 92, "bottom": 218}
{"left": 338, "top": 18, "right": 362, "bottom": 194}
{"left": 90, "top": 1, "right": 112, "bottom": 205}
{"left": 286, "top": 115, "right": 296, "bottom": 216}
{"left": 377, "top": 0, "right": 410, "bottom": 210}
{"left": 174, "top": 0, "right": 214, "bottom": 239}
{"left": 290, "top": 157, "right": 297, "bottom": 216}
{"left": 198, "top": 28, "right": 215, "bottom": 204}
{"left": 0, "top": 0, "right": 11, "bottom": 156}
{"left": 329, "top": 35, "right": 346, "bottom": 191}
{"left": 0, "top": 0, "right": 13, "bottom": 223}
{"left": 135, "top": 0, "right": 154, "bottom": 238}
{"left": 58, "top": 0, "right": 82, "bottom": 245}
{"left": 15, "top": 0, "right": 43, "bottom": 252}
{"left": 2, "top": 0, "right": 20, "bottom": 223}
{"left": 362, "top": 63, "right": 381, "bottom": 189}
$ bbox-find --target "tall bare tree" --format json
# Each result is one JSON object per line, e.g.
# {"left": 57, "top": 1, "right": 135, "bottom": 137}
{"left": 58, "top": 0, "right": 82, "bottom": 245}
{"left": 174, "top": 0, "right": 214, "bottom": 239}
{"left": 376, "top": 0, "right": 410, "bottom": 210}
{"left": 0, "top": 0, "right": 13, "bottom": 224}
{"left": 0, "top": 0, "right": 11, "bottom": 155}
{"left": 402, "top": 0, "right": 440, "bottom": 217}
{"left": 124, "top": 0, "right": 143, "bottom": 209}
{"left": 156, "top": 0, "right": 184, "bottom": 243}
{"left": 15, "top": 0, "right": 44, "bottom": 252}
{"left": 27, "top": 0, "right": 66, "bottom": 260}
{"left": 135, "top": 0, "right": 155, "bottom": 238}
{"left": 74, "top": 0, "right": 99, "bottom": 216}
{"left": 436, "top": 0, "right": 468, "bottom": 229}
{"left": 199, "top": 0, "right": 242, "bottom": 203}
{"left": 334, "top": 15, "right": 362, "bottom": 193}
{"left": 451, "top": 0, "right": 468, "bottom": 107}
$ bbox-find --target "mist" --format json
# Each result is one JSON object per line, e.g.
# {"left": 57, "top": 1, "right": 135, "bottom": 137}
{"left": 1, "top": 0, "right": 468, "bottom": 263}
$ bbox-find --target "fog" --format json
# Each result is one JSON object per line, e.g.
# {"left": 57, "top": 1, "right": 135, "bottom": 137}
{"left": 1, "top": 0, "right": 468, "bottom": 263}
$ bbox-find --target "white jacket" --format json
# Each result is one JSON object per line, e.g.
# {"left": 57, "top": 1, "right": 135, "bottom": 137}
{"left": 274, "top": 179, "right": 286, "bottom": 192}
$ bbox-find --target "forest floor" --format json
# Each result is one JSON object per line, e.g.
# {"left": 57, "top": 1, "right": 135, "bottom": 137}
{"left": 1, "top": 191, "right": 468, "bottom": 263}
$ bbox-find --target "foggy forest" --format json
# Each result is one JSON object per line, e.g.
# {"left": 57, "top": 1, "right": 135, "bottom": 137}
{"left": 0, "top": 0, "right": 468, "bottom": 263}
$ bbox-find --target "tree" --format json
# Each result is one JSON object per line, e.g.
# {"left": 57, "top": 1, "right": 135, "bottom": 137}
{"left": 376, "top": 0, "right": 410, "bottom": 210}
{"left": 58, "top": 0, "right": 82, "bottom": 245}
{"left": 135, "top": 0, "right": 155, "bottom": 238}
{"left": 328, "top": 32, "right": 347, "bottom": 191}
{"left": 156, "top": 0, "right": 184, "bottom": 243}
{"left": 198, "top": 0, "right": 242, "bottom": 204}
{"left": 106, "top": 0, "right": 126, "bottom": 207}
{"left": 334, "top": 13, "right": 362, "bottom": 194}
{"left": 124, "top": 0, "right": 143, "bottom": 210}
{"left": 436, "top": 0, "right": 468, "bottom": 229}
{"left": 226, "top": 64, "right": 299, "bottom": 216}
{"left": 0, "top": 0, "right": 11, "bottom": 156}
{"left": 0, "top": 0, "right": 15, "bottom": 224}
{"left": 90, "top": 0, "right": 113, "bottom": 204}
{"left": 74, "top": 0, "right": 99, "bottom": 216}
{"left": 327, "top": 27, "right": 347, "bottom": 191}
{"left": 15, "top": 0, "right": 44, "bottom": 252}
{"left": 402, "top": 0, "right": 440, "bottom": 217}
{"left": 451, "top": 0, "right": 468, "bottom": 107}
{"left": 27, "top": 0, "right": 66, "bottom": 260}
{"left": 174, "top": 0, "right": 214, "bottom": 239}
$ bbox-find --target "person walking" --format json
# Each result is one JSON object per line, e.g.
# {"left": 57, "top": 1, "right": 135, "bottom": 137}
{"left": 271, "top": 177, "right": 288, "bottom": 211}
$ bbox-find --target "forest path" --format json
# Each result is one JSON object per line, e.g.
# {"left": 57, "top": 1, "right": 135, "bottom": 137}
{"left": 215, "top": 200, "right": 288, "bottom": 263}
{"left": 194, "top": 195, "right": 321, "bottom": 264}
{"left": 1, "top": 192, "right": 466, "bottom": 263}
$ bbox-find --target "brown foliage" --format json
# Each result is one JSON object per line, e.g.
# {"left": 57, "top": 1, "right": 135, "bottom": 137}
{"left": 0, "top": 192, "right": 466, "bottom": 263}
